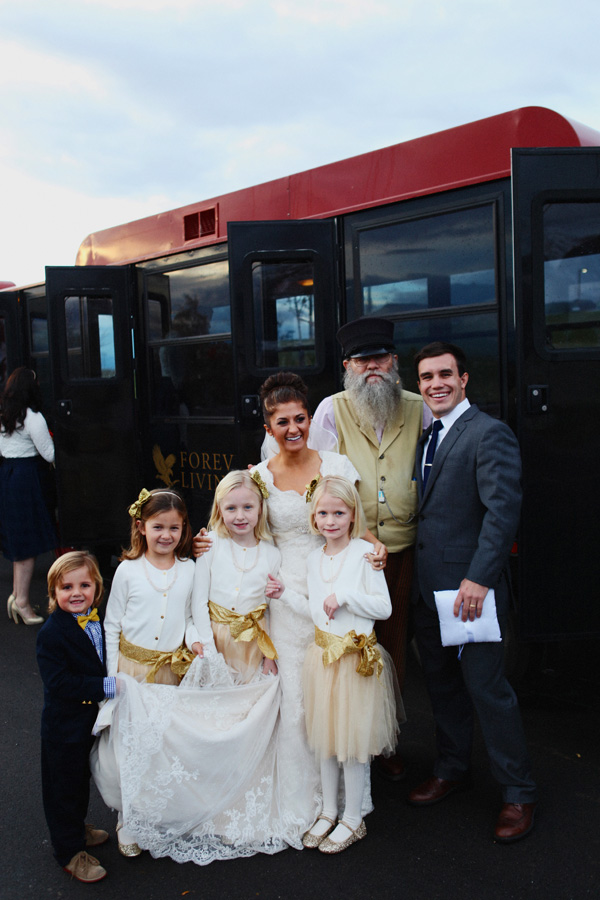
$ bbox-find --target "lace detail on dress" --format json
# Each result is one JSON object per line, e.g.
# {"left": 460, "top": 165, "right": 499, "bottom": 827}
{"left": 93, "top": 658, "right": 304, "bottom": 865}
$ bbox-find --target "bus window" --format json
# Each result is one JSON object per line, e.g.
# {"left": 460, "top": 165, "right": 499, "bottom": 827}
{"left": 358, "top": 205, "right": 496, "bottom": 314}
{"left": 543, "top": 202, "right": 600, "bottom": 351}
{"left": 149, "top": 340, "right": 234, "bottom": 418}
{"left": 64, "top": 296, "right": 116, "bottom": 379}
{"left": 145, "top": 261, "right": 234, "bottom": 418}
{"left": 31, "top": 316, "right": 49, "bottom": 354}
{"left": 349, "top": 199, "right": 502, "bottom": 415}
{"left": 389, "top": 312, "right": 501, "bottom": 415}
{"left": 146, "top": 261, "right": 230, "bottom": 341}
{"left": 251, "top": 260, "right": 316, "bottom": 368}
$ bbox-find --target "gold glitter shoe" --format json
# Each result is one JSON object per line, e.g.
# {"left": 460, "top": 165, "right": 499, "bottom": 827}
{"left": 116, "top": 822, "right": 142, "bottom": 857}
{"left": 302, "top": 814, "right": 337, "bottom": 848}
{"left": 319, "top": 819, "right": 366, "bottom": 854}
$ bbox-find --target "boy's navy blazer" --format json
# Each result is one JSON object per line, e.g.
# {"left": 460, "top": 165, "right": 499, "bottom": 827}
{"left": 36, "top": 606, "right": 107, "bottom": 743}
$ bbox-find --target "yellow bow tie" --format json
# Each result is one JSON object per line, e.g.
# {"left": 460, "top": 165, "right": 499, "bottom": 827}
{"left": 76, "top": 609, "right": 100, "bottom": 630}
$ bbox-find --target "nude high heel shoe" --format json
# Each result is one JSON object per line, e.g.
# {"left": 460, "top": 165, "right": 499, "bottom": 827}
{"left": 9, "top": 598, "right": 44, "bottom": 625}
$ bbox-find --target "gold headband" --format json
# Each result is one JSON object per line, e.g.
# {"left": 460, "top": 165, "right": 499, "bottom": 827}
{"left": 250, "top": 470, "right": 269, "bottom": 499}
{"left": 128, "top": 488, "right": 180, "bottom": 519}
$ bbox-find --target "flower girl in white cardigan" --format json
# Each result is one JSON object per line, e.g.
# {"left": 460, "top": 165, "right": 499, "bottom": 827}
{"left": 301, "top": 475, "right": 401, "bottom": 854}
{"left": 189, "top": 469, "right": 281, "bottom": 683}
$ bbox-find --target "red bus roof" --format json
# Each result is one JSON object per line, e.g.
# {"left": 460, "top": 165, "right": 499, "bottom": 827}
{"left": 76, "top": 107, "right": 600, "bottom": 268}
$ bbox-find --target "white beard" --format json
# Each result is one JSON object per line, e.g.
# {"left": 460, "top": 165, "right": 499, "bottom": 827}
{"left": 343, "top": 364, "right": 403, "bottom": 431}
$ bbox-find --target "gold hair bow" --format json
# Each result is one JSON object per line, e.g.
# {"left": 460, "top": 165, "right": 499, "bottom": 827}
{"left": 305, "top": 475, "right": 321, "bottom": 503}
{"left": 250, "top": 470, "right": 269, "bottom": 499}
{"left": 128, "top": 488, "right": 152, "bottom": 519}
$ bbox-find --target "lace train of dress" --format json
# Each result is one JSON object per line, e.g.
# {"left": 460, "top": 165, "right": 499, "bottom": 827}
{"left": 92, "top": 654, "right": 299, "bottom": 864}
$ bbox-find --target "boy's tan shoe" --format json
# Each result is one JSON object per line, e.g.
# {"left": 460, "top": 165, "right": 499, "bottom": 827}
{"left": 85, "top": 824, "right": 109, "bottom": 847}
{"left": 63, "top": 851, "right": 107, "bottom": 883}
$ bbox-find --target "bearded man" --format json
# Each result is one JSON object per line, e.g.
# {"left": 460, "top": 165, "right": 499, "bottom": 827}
{"left": 313, "top": 317, "right": 425, "bottom": 779}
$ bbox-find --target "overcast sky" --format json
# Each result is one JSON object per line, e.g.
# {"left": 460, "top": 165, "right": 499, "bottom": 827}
{"left": 1, "top": 0, "right": 599, "bottom": 287}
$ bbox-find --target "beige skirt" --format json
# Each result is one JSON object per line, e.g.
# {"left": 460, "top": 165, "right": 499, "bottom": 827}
{"left": 211, "top": 621, "right": 265, "bottom": 683}
{"left": 117, "top": 650, "right": 180, "bottom": 685}
{"left": 302, "top": 640, "right": 401, "bottom": 764}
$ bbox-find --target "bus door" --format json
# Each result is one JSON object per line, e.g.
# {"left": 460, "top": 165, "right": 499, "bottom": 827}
{"left": 45, "top": 266, "right": 139, "bottom": 549}
{"left": 227, "top": 220, "right": 340, "bottom": 462}
{"left": 512, "top": 149, "right": 600, "bottom": 640}
{"left": 0, "top": 288, "right": 24, "bottom": 383}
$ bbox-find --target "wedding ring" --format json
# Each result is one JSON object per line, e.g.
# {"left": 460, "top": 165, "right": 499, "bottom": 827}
{"left": 469, "top": 604, "right": 476, "bottom": 608}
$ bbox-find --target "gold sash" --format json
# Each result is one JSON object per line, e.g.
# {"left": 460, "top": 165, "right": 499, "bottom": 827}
{"left": 208, "top": 601, "right": 278, "bottom": 660}
{"left": 119, "top": 633, "right": 194, "bottom": 683}
{"left": 315, "top": 625, "right": 382, "bottom": 678}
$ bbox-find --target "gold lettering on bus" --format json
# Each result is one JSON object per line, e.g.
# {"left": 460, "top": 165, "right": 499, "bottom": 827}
{"left": 155, "top": 445, "right": 235, "bottom": 490}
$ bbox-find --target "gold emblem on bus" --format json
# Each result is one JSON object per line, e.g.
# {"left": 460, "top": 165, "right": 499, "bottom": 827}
{"left": 153, "top": 445, "right": 179, "bottom": 488}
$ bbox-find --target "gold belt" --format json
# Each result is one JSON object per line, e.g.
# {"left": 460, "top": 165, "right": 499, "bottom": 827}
{"left": 314, "top": 625, "right": 382, "bottom": 678}
{"left": 208, "top": 601, "right": 278, "bottom": 660}
{"left": 119, "top": 633, "right": 194, "bottom": 683}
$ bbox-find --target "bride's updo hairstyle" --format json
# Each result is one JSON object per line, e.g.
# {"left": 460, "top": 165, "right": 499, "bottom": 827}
{"left": 259, "top": 372, "right": 311, "bottom": 426}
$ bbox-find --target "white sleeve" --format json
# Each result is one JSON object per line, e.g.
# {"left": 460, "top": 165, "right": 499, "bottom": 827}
{"left": 337, "top": 557, "right": 392, "bottom": 622}
{"left": 278, "top": 584, "right": 313, "bottom": 620}
{"left": 103, "top": 564, "right": 129, "bottom": 676}
{"left": 188, "top": 545, "right": 216, "bottom": 648}
{"left": 25, "top": 410, "right": 55, "bottom": 463}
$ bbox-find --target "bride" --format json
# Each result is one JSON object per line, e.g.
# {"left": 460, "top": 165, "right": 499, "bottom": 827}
{"left": 249, "top": 372, "right": 385, "bottom": 838}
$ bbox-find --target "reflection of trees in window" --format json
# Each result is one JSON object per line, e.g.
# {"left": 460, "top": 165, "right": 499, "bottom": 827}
{"left": 278, "top": 295, "right": 314, "bottom": 344}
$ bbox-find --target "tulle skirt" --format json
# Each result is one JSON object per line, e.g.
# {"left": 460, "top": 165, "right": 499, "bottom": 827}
{"left": 302, "top": 641, "right": 401, "bottom": 764}
{"left": 211, "top": 621, "right": 265, "bottom": 683}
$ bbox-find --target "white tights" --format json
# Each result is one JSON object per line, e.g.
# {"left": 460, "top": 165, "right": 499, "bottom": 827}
{"left": 309, "top": 757, "right": 366, "bottom": 838}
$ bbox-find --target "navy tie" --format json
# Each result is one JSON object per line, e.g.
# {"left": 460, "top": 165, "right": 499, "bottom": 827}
{"left": 423, "top": 419, "right": 443, "bottom": 489}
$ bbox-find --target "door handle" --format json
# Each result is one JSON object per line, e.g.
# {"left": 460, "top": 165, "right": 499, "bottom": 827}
{"left": 526, "top": 385, "right": 549, "bottom": 415}
{"left": 241, "top": 394, "right": 261, "bottom": 420}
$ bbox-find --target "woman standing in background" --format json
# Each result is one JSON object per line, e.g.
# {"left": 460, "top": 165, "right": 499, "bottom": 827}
{"left": 0, "top": 367, "right": 57, "bottom": 624}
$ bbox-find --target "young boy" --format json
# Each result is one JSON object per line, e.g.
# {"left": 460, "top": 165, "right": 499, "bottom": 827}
{"left": 36, "top": 551, "right": 115, "bottom": 883}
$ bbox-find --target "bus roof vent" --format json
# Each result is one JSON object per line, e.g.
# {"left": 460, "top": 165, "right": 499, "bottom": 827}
{"left": 183, "top": 206, "right": 217, "bottom": 241}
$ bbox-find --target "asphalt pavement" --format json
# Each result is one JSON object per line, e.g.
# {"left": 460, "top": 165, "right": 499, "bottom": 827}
{"left": 1, "top": 550, "right": 599, "bottom": 900}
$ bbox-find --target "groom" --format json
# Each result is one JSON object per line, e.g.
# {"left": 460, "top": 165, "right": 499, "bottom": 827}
{"left": 409, "top": 341, "right": 537, "bottom": 843}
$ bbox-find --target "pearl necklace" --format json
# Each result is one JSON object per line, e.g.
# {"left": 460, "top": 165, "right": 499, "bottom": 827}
{"left": 319, "top": 542, "right": 351, "bottom": 584}
{"left": 142, "top": 556, "right": 178, "bottom": 596}
{"left": 230, "top": 539, "right": 261, "bottom": 574}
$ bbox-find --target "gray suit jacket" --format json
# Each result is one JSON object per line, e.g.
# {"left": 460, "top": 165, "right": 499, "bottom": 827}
{"left": 414, "top": 405, "right": 521, "bottom": 615}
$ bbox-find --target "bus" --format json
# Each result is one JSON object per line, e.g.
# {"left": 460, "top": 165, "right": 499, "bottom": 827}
{"left": 1, "top": 105, "right": 600, "bottom": 645}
